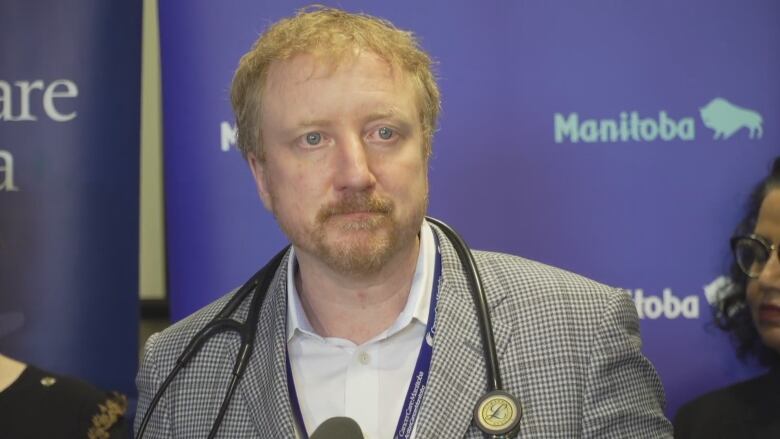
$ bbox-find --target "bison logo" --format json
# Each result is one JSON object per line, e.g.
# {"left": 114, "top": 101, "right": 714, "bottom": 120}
{"left": 700, "top": 98, "right": 763, "bottom": 140}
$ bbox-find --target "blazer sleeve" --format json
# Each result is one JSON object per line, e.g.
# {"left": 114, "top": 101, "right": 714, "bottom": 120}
{"left": 134, "top": 332, "right": 173, "bottom": 438}
{"left": 581, "top": 289, "right": 673, "bottom": 438}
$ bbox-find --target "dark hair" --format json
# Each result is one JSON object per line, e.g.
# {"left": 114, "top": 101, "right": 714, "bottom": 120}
{"left": 715, "top": 156, "right": 780, "bottom": 368}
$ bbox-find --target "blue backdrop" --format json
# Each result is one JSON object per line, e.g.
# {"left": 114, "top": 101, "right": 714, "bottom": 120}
{"left": 159, "top": 0, "right": 778, "bottom": 417}
{"left": 0, "top": 1, "right": 141, "bottom": 396}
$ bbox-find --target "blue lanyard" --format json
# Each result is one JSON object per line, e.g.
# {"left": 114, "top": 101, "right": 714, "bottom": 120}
{"left": 286, "top": 238, "right": 443, "bottom": 439}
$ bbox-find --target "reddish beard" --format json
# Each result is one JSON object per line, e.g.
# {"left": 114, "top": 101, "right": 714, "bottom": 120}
{"left": 316, "top": 193, "right": 394, "bottom": 228}
{"left": 275, "top": 188, "right": 426, "bottom": 277}
{"left": 308, "top": 193, "right": 399, "bottom": 275}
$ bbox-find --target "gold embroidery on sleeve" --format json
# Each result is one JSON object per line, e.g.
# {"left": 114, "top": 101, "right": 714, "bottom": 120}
{"left": 87, "top": 392, "right": 128, "bottom": 439}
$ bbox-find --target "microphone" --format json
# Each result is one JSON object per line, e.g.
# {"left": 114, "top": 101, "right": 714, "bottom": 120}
{"left": 309, "top": 417, "right": 364, "bottom": 439}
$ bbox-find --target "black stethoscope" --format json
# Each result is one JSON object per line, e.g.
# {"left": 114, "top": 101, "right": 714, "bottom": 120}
{"left": 136, "top": 217, "right": 521, "bottom": 439}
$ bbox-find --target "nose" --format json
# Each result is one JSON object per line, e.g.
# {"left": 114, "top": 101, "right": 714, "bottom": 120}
{"left": 332, "top": 134, "right": 376, "bottom": 192}
{"left": 757, "top": 248, "right": 780, "bottom": 291}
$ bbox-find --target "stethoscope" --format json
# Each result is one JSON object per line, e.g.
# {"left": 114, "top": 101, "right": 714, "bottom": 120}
{"left": 136, "top": 217, "right": 522, "bottom": 439}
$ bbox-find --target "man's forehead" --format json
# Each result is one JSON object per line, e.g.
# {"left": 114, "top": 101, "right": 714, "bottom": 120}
{"left": 258, "top": 50, "right": 423, "bottom": 133}
{"left": 265, "top": 50, "right": 402, "bottom": 87}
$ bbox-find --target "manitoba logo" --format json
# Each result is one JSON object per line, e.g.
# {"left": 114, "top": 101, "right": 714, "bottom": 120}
{"left": 626, "top": 276, "right": 741, "bottom": 320}
{"left": 554, "top": 111, "right": 694, "bottom": 143}
{"left": 554, "top": 97, "right": 762, "bottom": 144}
{"left": 700, "top": 98, "right": 763, "bottom": 140}
{"left": 628, "top": 288, "right": 699, "bottom": 320}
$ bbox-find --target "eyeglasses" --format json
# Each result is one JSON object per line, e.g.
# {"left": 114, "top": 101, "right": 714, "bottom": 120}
{"left": 731, "top": 234, "right": 780, "bottom": 279}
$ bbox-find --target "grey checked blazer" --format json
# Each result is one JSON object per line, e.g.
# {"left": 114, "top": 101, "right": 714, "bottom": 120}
{"left": 135, "top": 226, "right": 673, "bottom": 438}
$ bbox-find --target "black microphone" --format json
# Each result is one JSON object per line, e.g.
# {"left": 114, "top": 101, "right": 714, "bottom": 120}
{"left": 309, "top": 417, "right": 364, "bottom": 439}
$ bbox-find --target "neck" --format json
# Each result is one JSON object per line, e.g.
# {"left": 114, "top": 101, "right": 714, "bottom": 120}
{"left": 294, "top": 237, "right": 420, "bottom": 345}
{"left": 0, "top": 354, "right": 26, "bottom": 393}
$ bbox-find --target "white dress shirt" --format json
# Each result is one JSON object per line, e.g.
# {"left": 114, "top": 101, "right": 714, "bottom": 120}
{"left": 286, "top": 221, "right": 436, "bottom": 439}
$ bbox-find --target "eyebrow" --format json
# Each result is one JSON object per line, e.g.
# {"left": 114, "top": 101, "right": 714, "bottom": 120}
{"left": 294, "top": 109, "right": 413, "bottom": 129}
{"left": 295, "top": 119, "right": 333, "bottom": 129}
{"left": 365, "top": 110, "right": 419, "bottom": 131}
{"left": 364, "top": 109, "right": 400, "bottom": 120}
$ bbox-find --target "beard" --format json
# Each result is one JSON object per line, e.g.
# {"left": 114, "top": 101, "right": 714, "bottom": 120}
{"left": 278, "top": 191, "right": 426, "bottom": 277}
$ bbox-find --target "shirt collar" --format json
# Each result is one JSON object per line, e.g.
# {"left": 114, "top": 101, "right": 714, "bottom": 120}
{"left": 286, "top": 220, "right": 436, "bottom": 343}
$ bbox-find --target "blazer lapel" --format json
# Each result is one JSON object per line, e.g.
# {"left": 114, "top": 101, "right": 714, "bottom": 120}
{"left": 224, "top": 251, "right": 298, "bottom": 437}
{"left": 414, "top": 228, "right": 514, "bottom": 438}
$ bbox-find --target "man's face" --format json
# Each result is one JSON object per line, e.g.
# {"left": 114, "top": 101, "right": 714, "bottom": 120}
{"left": 746, "top": 188, "right": 780, "bottom": 354}
{"left": 249, "top": 51, "right": 429, "bottom": 276}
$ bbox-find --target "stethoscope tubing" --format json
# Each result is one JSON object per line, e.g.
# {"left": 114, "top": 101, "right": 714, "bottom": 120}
{"left": 135, "top": 248, "right": 288, "bottom": 439}
{"left": 425, "top": 216, "right": 503, "bottom": 393}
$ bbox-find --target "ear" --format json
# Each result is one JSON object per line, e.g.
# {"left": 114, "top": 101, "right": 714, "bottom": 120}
{"left": 248, "top": 152, "right": 274, "bottom": 212}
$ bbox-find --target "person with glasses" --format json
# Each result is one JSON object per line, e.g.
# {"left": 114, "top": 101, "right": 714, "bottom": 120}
{"left": 675, "top": 157, "right": 780, "bottom": 439}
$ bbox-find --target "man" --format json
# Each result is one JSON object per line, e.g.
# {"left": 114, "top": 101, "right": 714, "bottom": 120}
{"left": 135, "top": 7, "right": 672, "bottom": 438}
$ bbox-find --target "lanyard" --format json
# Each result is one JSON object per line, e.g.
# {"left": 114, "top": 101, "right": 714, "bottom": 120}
{"left": 286, "top": 238, "right": 443, "bottom": 439}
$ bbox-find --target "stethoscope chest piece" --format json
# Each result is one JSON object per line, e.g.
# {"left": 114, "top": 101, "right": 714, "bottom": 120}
{"left": 473, "top": 390, "right": 522, "bottom": 437}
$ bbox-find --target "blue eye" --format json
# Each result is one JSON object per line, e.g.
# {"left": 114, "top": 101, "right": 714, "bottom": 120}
{"left": 378, "top": 127, "right": 393, "bottom": 140}
{"left": 305, "top": 132, "right": 321, "bottom": 145}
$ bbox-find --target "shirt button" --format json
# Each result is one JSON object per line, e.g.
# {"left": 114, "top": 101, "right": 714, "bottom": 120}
{"left": 358, "top": 351, "right": 370, "bottom": 365}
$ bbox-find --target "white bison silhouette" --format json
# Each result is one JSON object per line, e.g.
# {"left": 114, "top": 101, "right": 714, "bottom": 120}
{"left": 700, "top": 98, "right": 763, "bottom": 140}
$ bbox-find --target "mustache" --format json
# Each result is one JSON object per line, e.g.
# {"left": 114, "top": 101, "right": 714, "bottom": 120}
{"left": 317, "top": 193, "right": 393, "bottom": 221}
